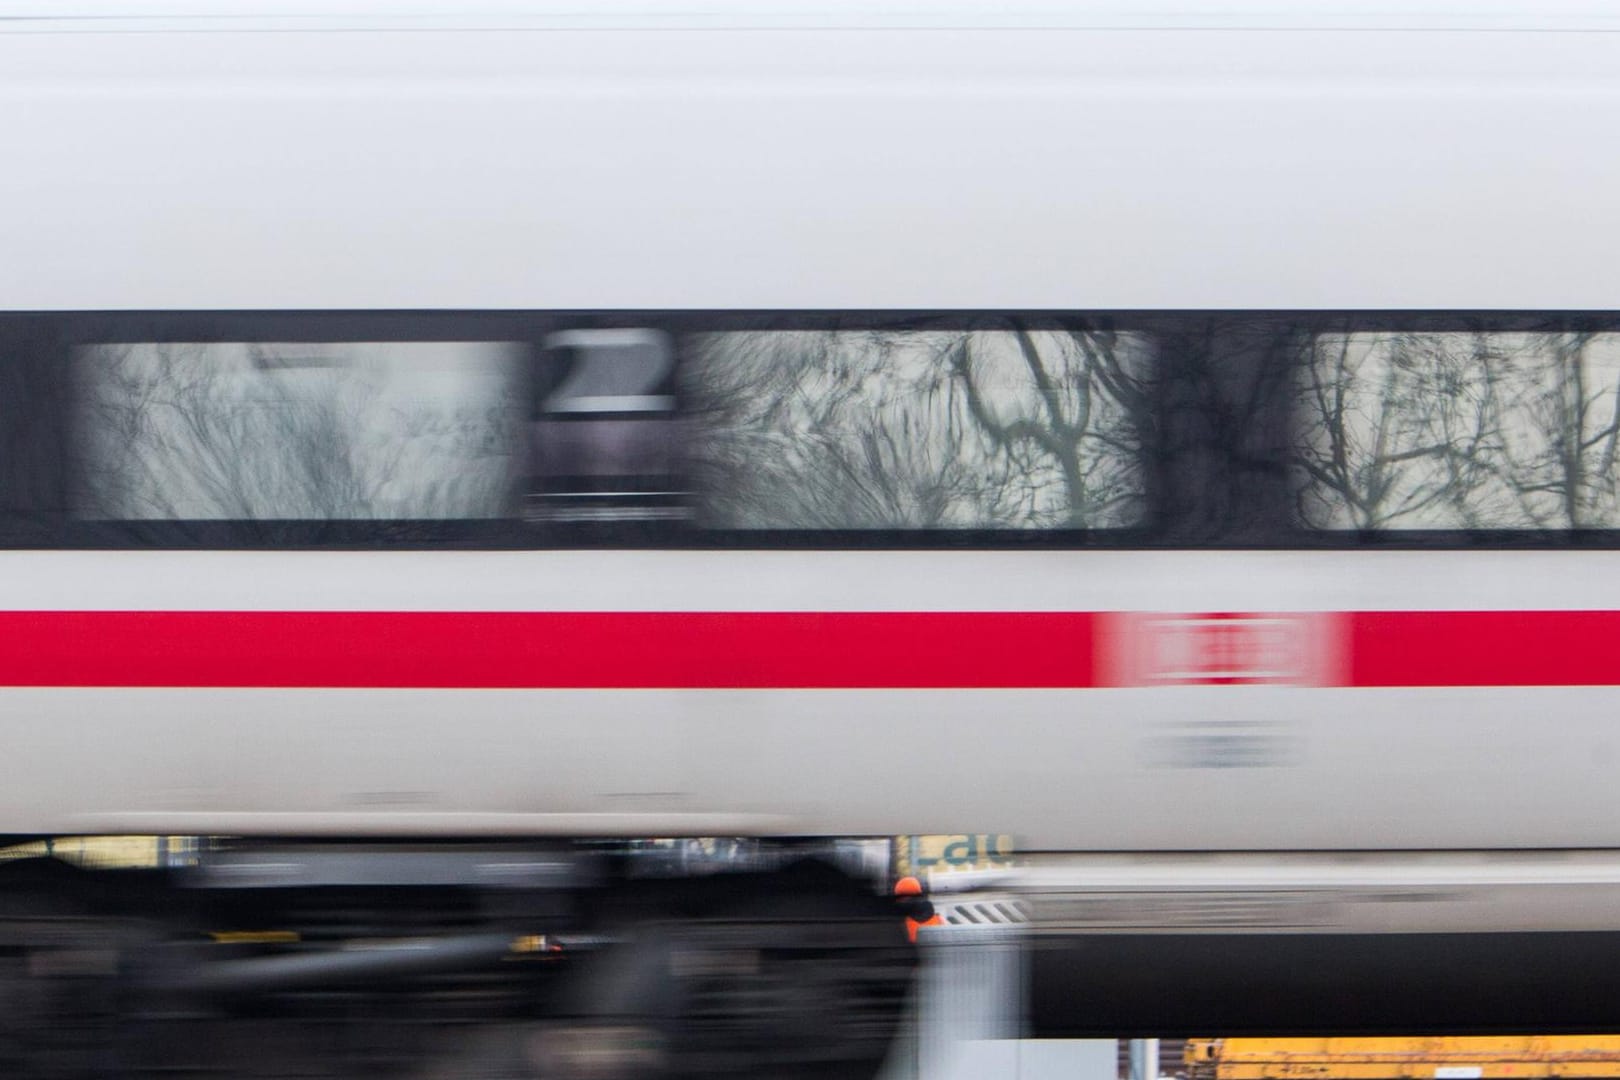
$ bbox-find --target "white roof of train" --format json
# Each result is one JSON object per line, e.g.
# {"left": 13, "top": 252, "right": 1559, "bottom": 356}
{"left": 6, "top": 0, "right": 1620, "bottom": 311}
{"left": 4, "top": 0, "right": 1620, "bottom": 31}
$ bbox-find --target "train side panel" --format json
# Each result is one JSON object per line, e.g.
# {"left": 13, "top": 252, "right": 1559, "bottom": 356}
{"left": 0, "top": 551, "right": 1611, "bottom": 851}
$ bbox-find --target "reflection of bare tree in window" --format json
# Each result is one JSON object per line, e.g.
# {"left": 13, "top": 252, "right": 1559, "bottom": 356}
{"left": 1294, "top": 331, "right": 1620, "bottom": 529}
{"left": 75, "top": 342, "right": 521, "bottom": 520}
{"left": 685, "top": 325, "right": 1150, "bottom": 529}
{"left": 1511, "top": 332, "right": 1620, "bottom": 528}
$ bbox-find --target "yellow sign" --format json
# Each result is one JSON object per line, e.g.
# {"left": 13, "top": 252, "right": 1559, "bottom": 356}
{"left": 894, "top": 834, "right": 1015, "bottom": 877}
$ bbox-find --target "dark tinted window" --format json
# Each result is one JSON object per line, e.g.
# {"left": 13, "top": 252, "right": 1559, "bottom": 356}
{"left": 73, "top": 341, "right": 523, "bottom": 521}
{"left": 2, "top": 310, "right": 1614, "bottom": 548}
{"left": 1293, "top": 330, "right": 1620, "bottom": 530}
{"left": 683, "top": 326, "right": 1152, "bottom": 529}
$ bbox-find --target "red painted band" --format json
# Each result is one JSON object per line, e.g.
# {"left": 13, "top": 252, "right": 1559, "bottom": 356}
{"left": 0, "top": 609, "right": 1615, "bottom": 688}
{"left": 0, "top": 611, "right": 1095, "bottom": 689}
{"left": 1348, "top": 610, "right": 1620, "bottom": 688}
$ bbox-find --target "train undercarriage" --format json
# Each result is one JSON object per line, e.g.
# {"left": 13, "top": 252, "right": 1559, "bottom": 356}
{"left": 13, "top": 843, "right": 1620, "bottom": 1077}
{"left": 0, "top": 842, "right": 916, "bottom": 1079}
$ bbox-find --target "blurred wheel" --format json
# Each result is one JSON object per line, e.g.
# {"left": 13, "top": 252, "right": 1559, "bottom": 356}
{"left": 557, "top": 860, "right": 914, "bottom": 1080}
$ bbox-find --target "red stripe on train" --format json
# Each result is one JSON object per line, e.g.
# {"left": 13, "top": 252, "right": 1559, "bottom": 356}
{"left": 1349, "top": 610, "right": 1620, "bottom": 688}
{"left": 0, "top": 610, "right": 1614, "bottom": 688}
{"left": 0, "top": 611, "right": 1094, "bottom": 689}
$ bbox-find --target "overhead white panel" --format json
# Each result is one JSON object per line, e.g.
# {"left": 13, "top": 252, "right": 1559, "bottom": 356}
{"left": 2, "top": 27, "right": 1618, "bottom": 310}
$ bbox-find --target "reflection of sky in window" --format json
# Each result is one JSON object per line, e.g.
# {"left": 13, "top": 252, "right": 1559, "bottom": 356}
{"left": 1295, "top": 332, "right": 1620, "bottom": 530}
{"left": 684, "top": 328, "right": 1150, "bottom": 529}
{"left": 74, "top": 341, "right": 523, "bottom": 520}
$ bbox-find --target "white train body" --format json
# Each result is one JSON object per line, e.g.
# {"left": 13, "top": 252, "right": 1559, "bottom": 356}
{"left": 3, "top": 3, "right": 1620, "bottom": 887}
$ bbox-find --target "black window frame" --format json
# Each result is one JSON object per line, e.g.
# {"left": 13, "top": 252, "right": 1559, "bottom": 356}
{"left": 1, "top": 308, "right": 1617, "bottom": 551}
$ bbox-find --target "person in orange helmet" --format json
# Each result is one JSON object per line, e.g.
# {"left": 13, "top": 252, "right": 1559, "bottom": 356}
{"left": 895, "top": 875, "right": 944, "bottom": 943}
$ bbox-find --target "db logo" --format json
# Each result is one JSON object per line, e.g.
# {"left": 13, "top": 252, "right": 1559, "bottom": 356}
{"left": 1098, "top": 612, "right": 1346, "bottom": 687}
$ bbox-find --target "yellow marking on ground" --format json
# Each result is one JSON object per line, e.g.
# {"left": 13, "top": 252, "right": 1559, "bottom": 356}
{"left": 1188, "top": 1038, "right": 1620, "bottom": 1080}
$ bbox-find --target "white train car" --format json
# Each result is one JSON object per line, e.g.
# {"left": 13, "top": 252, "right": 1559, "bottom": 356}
{"left": 5, "top": 2, "right": 1620, "bottom": 1075}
